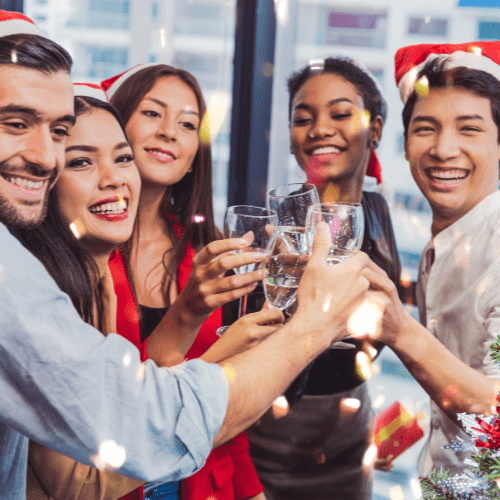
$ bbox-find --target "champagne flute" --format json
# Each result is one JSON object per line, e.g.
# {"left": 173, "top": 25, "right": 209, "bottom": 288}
{"left": 266, "top": 183, "right": 320, "bottom": 255}
{"left": 305, "top": 202, "right": 365, "bottom": 348}
{"left": 216, "top": 205, "right": 277, "bottom": 336}
{"left": 260, "top": 234, "right": 308, "bottom": 312}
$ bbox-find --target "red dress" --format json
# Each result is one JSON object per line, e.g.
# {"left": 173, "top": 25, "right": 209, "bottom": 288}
{"left": 167, "top": 215, "right": 264, "bottom": 500}
{"left": 109, "top": 249, "right": 145, "bottom": 500}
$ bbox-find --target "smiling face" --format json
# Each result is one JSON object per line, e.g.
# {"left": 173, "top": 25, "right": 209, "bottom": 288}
{"left": 0, "top": 66, "right": 74, "bottom": 228}
{"left": 290, "top": 73, "right": 381, "bottom": 188}
{"left": 55, "top": 107, "right": 140, "bottom": 255}
{"left": 405, "top": 86, "right": 500, "bottom": 232}
{"left": 124, "top": 76, "right": 200, "bottom": 190}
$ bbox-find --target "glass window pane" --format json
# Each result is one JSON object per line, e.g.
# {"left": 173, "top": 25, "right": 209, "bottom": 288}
{"left": 25, "top": 0, "right": 236, "bottom": 225}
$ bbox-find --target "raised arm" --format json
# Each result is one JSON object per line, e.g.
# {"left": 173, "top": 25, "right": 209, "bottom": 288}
{"left": 363, "top": 264, "right": 499, "bottom": 422}
{"left": 146, "top": 235, "right": 268, "bottom": 366}
{"left": 213, "top": 223, "right": 372, "bottom": 446}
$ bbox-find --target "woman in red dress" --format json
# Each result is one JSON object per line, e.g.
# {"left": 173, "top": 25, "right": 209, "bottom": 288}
{"left": 103, "top": 64, "right": 267, "bottom": 500}
{"left": 21, "top": 85, "right": 277, "bottom": 500}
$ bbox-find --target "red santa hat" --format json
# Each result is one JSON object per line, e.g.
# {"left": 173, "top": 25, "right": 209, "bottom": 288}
{"left": 395, "top": 42, "right": 500, "bottom": 104}
{"left": 73, "top": 82, "right": 109, "bottom": 102}
{"left": 0, "top": 10, "right": 46, "bottom": 38}
{"left": 101, "top": 63, "right": 161, "bottom": 100}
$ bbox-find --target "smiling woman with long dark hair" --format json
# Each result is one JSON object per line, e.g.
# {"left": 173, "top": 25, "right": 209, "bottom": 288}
{"left": 247, "top": 58, "right": 402, "bottom": 500}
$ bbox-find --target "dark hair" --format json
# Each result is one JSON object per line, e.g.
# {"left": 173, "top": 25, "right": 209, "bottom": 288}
{"left": 402, "top": 58, "right": 500, "bottom": 142}
{"left": 0, "top": 34, "right": 72, "bottom": 73}
{"left": 287, "top": 57, "right": 387, "bottom": 124}
{"left": 110, "top": 64, "right": 221, "bottom": 306}
{"left": 15, "top": 96, "right": 126, "bottom": 329}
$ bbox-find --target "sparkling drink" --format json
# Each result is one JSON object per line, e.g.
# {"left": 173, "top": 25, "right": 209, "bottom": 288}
{"left": 275, "top": 226, "right": 308, "bottom": 254}
{"left": 264, "top": 274, "right": 300, "bottom": 310}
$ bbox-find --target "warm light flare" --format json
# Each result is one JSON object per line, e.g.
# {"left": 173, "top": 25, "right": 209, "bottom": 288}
{"left": 123, "top": 352, "right": 132, "bottom": 366}
{"left": 222, "top": 363, "right": 236, "bottom": 383}
{"left": 274, "top": 0, "right": 289, "bottom": 24}
{"left": 355, "top": 351, "right": 373, "bottom": 380}
{"left": 347, "top": 297, "right": 384, "bottom": 338}
{"left": 361, "top": 110, "right": 371, "bottom": 129}
{"left": 200, "top": 91, "right": 230, "bottom": 144}
{"left": 389, "top": 485, "right": 404, "bottom": 500}
{"left": 415, "top": 76, "right": 429, "bottom": 98}
{"left": 340, "top": 397, "right": 361, "bottom": 414}
{"left": 362, "top": 444, "right": 377, "bottom": 469}
{"left": 69, "top": 220, "right": 86, "bottom": 239}
{"left": 272, "top": 396, "right": 290, "bottom": 419}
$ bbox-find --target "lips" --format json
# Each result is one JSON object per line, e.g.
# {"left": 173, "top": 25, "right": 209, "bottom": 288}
{"left": 88, "top": 196, "right": 129, "bottom": 222}
{"left": 146, "top": 148, "right": 176, "bottom": 162}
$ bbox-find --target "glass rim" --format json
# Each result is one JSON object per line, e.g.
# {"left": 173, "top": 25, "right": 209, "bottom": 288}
{"left": 267, "top": 182, "right": 318, "bottom": 200}
{"left": 226, "top": 205, "right": 277, "bottom": 218}
{"left": 308, "top": 202, "right": 362, "bottom": 212}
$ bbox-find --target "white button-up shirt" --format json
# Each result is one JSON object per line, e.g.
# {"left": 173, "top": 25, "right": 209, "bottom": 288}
{"left": 416, "top": 190, "right": 500, "bottom": 475}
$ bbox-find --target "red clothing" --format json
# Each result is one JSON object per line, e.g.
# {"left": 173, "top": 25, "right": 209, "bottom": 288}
{"left": 169, "top": 215, "right": 264, "bottom": 500}
{"left": 109, "top": 214, "right": 263, "bottom": 500}
{"left": 109, "top": 249, "right": 145, "bottom": 500}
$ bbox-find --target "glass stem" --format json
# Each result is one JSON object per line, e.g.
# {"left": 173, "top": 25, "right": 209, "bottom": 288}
{"left": 238, "top": 294, "right": 248, "bottom": 317}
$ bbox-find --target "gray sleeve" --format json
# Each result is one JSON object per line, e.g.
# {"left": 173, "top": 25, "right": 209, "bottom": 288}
{"left": 0, "top": 226, "right": 228, "bottom": 482}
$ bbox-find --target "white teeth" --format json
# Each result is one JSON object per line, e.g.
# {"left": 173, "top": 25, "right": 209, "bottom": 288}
{"left": 428, "top": 169, "right": 468, "bottom": 180}
{"left": 89, "top": 198, "right": 128, "bottom": 214}
{"left": 312, "top": 146, "right": 342, "bottom": 155}
{"left": 149, "top": 149, "right": 174, "bottom": 160}
{"left": 4, "top": 176, "right": 44, "bottom": 189}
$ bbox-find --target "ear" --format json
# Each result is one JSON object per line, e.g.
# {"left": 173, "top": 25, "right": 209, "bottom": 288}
{"left": 404, "top": 134, "right": 409, "bottom": 162}
{"left": 369, "top": 115, "right": 383, "bottom": 148}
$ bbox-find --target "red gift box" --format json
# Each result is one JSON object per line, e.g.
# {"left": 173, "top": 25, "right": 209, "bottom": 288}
{"left": 374, "top": 401, "right": 424, "bottom": 460}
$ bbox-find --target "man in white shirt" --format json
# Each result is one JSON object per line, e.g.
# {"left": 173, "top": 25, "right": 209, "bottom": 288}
{"left": 368, "top": 42, "right": 500, "bottom": 474}
{"left": 0, "top": 10, "right": 375, "bottom": 498}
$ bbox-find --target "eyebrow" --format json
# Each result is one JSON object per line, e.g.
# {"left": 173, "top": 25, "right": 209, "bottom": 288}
{"left": 411, "top": 114, "right": 485, "bottom": 125}
{"left": 0, "top": 104, "right": 76, "bottom": 125}
{"left": 65, "top": 142, "right": 131, "bottom": 153}
{"left": 144, "top": 97, "right": 200, "bottom": 116}
{"left": 293, "top": 97, "right": 354, "bottom": 112}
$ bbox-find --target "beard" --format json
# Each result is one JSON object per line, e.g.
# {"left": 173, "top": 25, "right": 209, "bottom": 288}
{"left": 0, "top": 160, "right": 56, "bottom": 230}
{"left": 0, "top": 188, "right": 51, "bottom": 229}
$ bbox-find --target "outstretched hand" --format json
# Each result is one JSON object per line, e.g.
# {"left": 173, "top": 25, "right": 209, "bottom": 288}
{"left": 201, "top": 307, "right": 284, "bottom": 364}
{"left": 292, "top": 222, "right": 371, "bottom": 346}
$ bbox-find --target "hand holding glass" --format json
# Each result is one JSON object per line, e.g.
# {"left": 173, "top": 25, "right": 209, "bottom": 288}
{"left": 305, "top": 202, "right": 364, "bottom": 348}
{"left": 216, "top": 205, "right": 277, "bottom": 336}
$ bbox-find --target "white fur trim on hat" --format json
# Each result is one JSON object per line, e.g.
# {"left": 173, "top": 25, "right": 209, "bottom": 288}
{"left": 73, "top": 83, "right": 108, "bottom": 102}
{"left": 105, "top": 63, "right": 162, "bottom": 100}
{"left": 398, "top": 50, "right": 500, "bottom": 104}
{"left": 0, "top": 18, "right": 45, "bottom": 38}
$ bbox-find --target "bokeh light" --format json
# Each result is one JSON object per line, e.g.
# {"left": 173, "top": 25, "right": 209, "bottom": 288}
{"left": 92, "top": 439, "right": 126, "bottom": 469}
{"left": 415, "top": 75, "right": 429, "bottom": 98}
{"left": 272, "top": 395, "right": 289, "bottom": 419}
{"left": 69, "top": 220, "right": 86, "bottom": 239}
{"left": 355, "top": 351, "right": 373, "bottom": 380}
{"left": 347, "top": 297, "right": 384, "bottom": 338}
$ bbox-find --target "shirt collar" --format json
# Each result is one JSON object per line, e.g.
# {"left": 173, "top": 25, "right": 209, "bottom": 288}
{"left": 433, "top": 190, "right": 500, "bottom": 247}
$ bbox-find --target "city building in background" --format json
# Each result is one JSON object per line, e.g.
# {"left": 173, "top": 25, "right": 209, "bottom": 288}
{"left": 22, "top": 1, "right": 500, "bottom": 498}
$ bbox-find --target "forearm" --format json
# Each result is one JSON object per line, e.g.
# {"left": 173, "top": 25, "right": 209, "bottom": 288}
{"left": 391, "top": 316, "right": 498, "bottom": 420}
{"left": 214, "top": 315, "right": 331, "bottom": 446}
{"left": 146, "top": 300, "right": 204, "bottom": 367}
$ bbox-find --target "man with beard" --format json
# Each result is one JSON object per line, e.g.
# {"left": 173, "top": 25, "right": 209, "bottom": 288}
{"left": 0, "top": 10, "right": 374, "bottom": 498}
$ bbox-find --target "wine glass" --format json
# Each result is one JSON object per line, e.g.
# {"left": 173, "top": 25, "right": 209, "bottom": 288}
{"left": 216, "top": 205, "right": 277, "bottom": 336}
{"left": 305, "top": 202, "right": 365, "bottom": 348}
{"left": 266, "top": 183, "right": 320, "bottom": 255}
{"left": 260, "top": 234, "right": 308, "bottom": 312}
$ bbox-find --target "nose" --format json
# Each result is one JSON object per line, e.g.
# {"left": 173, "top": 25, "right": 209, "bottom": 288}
{"left": 156, "top": 115, "right": 176, "bottom": 141}
{"left": 98, "top": 163, "right": 127, "bottom": 190}
{"left": 23, "top": 126, "right": 57, "bottom": 173}
{"left": 430, "top": 127, "right": 461, "bottom": 161}
{"left": 308, "top": 113, "right": 336, "bottom": 140}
